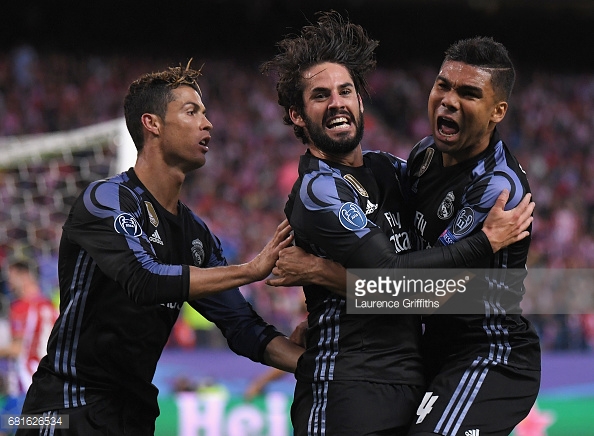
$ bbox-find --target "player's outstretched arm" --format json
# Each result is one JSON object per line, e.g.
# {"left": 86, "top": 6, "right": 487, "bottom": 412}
{"left": 243, "top": 316, "right": 307, "bottom": 398}
{"left": 481, "top": 190, "right": 534, "bottom": 253}
{"left": 187, "top": 219, "right": 293, "bottom": 299}
{"left": 267, "top": 191, "right": 534, "bottom": 294}
{"left": 261, "top": 334, "right": 305, "bottom": 373}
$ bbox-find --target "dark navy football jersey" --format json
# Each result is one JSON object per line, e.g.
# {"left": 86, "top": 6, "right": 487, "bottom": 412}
{"left": 22, "top": 169, "right": 282, "bottom": 418}
{"left": 408, "top": 130, "right": 541, "bottom": 372}
{"left": 284, "top": 150, "right": 495, "bottom": 385}
{"left": 286, "top": 150, "right": 424, "bottom": 385}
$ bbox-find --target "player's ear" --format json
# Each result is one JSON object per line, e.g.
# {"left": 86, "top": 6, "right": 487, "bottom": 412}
{"left": 358, "top": 94, "right": 364, "bottom": 114}
{"left": 491, "top": 101, "right": 507, "bottom": 124}
{"left": 141, "top": 113, "right": 161, "bottom": 136}
{"left": 289, "top": 106, "right": 306, "bottom": 127}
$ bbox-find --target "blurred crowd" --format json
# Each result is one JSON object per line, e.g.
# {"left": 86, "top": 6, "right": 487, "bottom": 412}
{"left": 1, "top": 44, "right": 594, "bottom": 352}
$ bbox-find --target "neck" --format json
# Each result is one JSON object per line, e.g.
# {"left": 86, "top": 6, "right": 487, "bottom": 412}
{"left": 309, "top": 144, "right": 364, "bottom": 167}
{"left": 442, "top": 132, "right": 493, "bottom": 167}
{"left": 134, "top": 155, "right": 184, "bottom": 215}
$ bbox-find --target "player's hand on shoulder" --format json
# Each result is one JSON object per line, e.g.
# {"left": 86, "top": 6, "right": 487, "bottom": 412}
{"left": 482, "top": 190, "right": 535, "bottom": 252}
{"left": 249, "top": 219, "right": 294, "bottom": 281}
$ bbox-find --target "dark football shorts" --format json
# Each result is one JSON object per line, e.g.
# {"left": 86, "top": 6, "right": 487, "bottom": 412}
{"left": 407, "top": 356, "right": 540, "bottom": 436}
{"left": 15, "top": 395, "right": 155, "bottom": 436}
{"left": 292, "top": 379, "right": 424, "bottom": 436}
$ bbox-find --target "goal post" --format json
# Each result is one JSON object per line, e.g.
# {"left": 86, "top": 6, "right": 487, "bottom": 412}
{"left": 0, "top": 118, "right": 136, "bottom": 257}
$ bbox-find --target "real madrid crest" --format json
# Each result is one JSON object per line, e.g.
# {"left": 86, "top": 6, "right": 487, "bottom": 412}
{"left": 437, "top": 191, "right": 455, "bottom": 220}
{"left": 191, "top": 239, "right": 205, "bottom": 267}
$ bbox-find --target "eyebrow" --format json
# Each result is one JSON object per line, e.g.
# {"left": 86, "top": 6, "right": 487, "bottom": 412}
{"left": 183, "top": 101, "right": 205, "bottom": 111}
{"left": 437, "top": 75, "right": 483, "bottom": 96}
{"left": 308, "top": 82, "right": 354, "bottom": 93}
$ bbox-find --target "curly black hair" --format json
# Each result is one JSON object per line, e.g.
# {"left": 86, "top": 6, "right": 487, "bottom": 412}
{"left": 261, "top": 11, "right": 379, "bottom": 143}
{"left": 124, "top": 59, "right": 203, "bottom": 151}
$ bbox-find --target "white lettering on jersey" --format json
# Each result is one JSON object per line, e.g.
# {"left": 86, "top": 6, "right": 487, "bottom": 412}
{"left": 391, "top": 232, "right": 411, "bottom": 253}
{"left": 414, "top": 211, "right": 427, "bottom": 237}
{"left": 384, "top": 211, "right": 402, "bottom": 229}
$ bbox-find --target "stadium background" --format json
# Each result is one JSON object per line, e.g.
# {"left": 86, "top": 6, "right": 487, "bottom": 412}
{"left": 1, "top": 1, "right": 594, "bottom": 434}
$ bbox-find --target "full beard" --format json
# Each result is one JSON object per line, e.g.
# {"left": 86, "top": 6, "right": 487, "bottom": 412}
{"left": 304, "top": 112, "right": 364, "bottom": 156}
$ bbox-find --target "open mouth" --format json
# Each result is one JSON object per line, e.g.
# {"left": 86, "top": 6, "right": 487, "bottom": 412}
{"left": 326, "top": 116, "right": 351, "bottom": 131}
{"left": 437, "top": 116, "right": 460, "bottom": 137}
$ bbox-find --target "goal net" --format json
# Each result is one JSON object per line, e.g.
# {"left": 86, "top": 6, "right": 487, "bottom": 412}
{"left": 0, "top": 118, "right": 135, "bottom": 257}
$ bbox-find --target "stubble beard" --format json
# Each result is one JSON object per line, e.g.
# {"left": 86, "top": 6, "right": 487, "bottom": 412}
{"left": 303, "top": 111, "right": 365, "bottom": 156}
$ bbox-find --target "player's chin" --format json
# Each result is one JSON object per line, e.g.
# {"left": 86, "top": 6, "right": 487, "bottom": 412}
{"left": 433, "top": 132, "right": 460, "bottom": 149}
{"left": 184, "top": 158, "right": 206, "bottom": 172}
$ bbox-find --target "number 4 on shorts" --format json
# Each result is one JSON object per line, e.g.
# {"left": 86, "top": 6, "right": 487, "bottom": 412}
{"left": 416, "top": 392, "right": 439, "bottom": 424}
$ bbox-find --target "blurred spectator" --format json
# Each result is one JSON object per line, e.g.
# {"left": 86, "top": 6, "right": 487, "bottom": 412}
{"left": 244, "top": 367, "right": 288, "bottom": 401}
{"left": 0, "top": 255, "right": 57, "bottom": 397}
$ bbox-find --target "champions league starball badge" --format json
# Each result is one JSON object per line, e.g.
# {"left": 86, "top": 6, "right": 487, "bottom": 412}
{"left": 114, "top": 213, "right": 143, "bottom": 237}
{"left": 452, "top": 207, "right": 475, "bottom": 236}
{"left": 339, "top": 202, "right": 368, "bottom": 231}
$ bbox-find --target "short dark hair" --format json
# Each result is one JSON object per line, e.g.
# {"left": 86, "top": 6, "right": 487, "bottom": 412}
{"left": 443, "top": 36, "right": 515, "bottom": 101}
{"left": 123, "top": 60, "right": 203, "bottom": 152}
{"left": 260, "top": 10, "right": 379, "bottom": 144}
{"left": 7, "top": 255, "right": 37, "bottom": 278}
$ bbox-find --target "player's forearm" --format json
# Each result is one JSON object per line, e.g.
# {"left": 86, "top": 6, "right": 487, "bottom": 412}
{"left": 319, "top": 233, "right": 489, "bottom": 293}
{"left": 261, "top": 335, "right": 305, "bottom": 373}
{"left": 268, "top": 247, "right": 348, "bottom": 296}
{"left": 309, "top": 258, "right": 348, "bottom": 296}
{"left": 188, "top": 262, "right": 260, "bottom": 299}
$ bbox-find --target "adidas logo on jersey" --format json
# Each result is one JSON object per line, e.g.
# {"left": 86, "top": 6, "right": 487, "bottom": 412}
{"left": 149, "top": 230, "right": 163, "bottom": 245}
{"left": 465, "top": 430, "right": 480, "bottom": 436}
{"left": 365, "top": 200, "right": 378, "bottom": 215}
